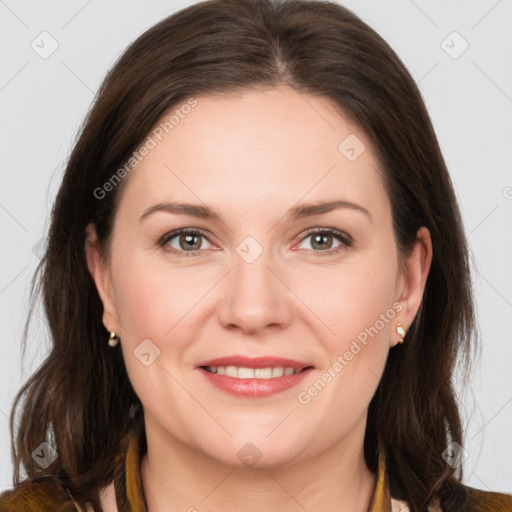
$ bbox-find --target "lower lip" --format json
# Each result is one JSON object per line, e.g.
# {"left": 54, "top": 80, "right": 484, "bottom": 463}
{"left": 199, "top": 367, "right": 314, "bottom": 397}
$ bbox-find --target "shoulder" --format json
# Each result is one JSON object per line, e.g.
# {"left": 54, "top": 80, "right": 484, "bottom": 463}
{"left": 0, "top": 476, "right": 76, "bottom": 511}
{"left": 461, "top": 483, "right": 512, "bottom": 512}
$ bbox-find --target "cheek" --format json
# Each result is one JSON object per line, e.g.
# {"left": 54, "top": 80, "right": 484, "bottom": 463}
{"left": 112, "top": 233, "right": 399, "bottom": 352}
{"left": 292, "top": 250, "right": 398, "bottom": 411}
{"left": 111, "top": 247, "right": 220, "bottom": 340}
{"left": 292, "top": 252, "right": 399, "bottom": 348}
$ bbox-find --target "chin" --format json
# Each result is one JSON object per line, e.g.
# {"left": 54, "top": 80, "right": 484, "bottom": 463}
{"left": 202, "top": 433, "right": 307, "bottom": 470}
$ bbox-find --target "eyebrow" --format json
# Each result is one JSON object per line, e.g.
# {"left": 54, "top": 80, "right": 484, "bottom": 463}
{"left": 139, "top": 199, "right": 372, "bottom": 223}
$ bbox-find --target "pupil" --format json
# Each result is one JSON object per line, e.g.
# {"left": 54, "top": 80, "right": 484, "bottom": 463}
{"left": 180, "top": 234, "right": 201, "bottom": 250}
{"left": 313, "top": 233, "right": 332, "bottom": 250}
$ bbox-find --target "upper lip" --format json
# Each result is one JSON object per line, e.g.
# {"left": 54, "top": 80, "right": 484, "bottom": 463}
{"left": 197, "top": 355, "right": 313, "bottom": 371}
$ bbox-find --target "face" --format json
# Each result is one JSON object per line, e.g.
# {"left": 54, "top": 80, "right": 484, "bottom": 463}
{"left": 86, "top": 85, "right": 431, "bottom": 469}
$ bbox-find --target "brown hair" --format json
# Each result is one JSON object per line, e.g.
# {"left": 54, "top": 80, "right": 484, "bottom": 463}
{"left": 8, "top": 0, "right": 477, "bottom": 510}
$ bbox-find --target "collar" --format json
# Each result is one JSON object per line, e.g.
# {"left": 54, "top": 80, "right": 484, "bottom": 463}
{"left": 112, "top": 422, "right": 440, "bottom": 512}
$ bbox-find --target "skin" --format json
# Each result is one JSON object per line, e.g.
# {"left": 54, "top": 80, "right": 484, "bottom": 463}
{"left": 86, "top": 85, "right": 432, "bottom": 512}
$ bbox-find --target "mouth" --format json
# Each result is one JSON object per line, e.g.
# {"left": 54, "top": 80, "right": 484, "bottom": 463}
{"left": 196, "top": 355, "right": 314, "bottom": 397}
{"left": 201, "top": 365, "right": 310, "bottom": 378}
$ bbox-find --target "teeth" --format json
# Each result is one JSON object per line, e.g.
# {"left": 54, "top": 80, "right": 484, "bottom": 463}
{"left": 271, "top": 367, "right": 283, "bottom": 377}
{"left": 225, "top": 365, "right": 238, "bottom": 378}
{"left": 255, "top": 368, "right": 272, "bottom": 379}
{"left": 205, "top": 366, "right": 302, "bottom": 379}
{"left": 237, "top": 366, "right": 254, "bottom": 379}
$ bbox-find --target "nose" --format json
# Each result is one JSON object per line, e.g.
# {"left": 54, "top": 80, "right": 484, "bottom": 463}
{"left": 216, "top": 245, "right": 294, "bottom": 336}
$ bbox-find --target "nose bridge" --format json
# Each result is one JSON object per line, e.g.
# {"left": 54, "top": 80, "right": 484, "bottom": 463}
{"left": 217, "top": 234, "right": 292, "bottom": 333}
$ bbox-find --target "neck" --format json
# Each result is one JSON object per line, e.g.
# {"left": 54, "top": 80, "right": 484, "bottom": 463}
{"left": 140, "top": 419, "right": 377, "bottom": 512}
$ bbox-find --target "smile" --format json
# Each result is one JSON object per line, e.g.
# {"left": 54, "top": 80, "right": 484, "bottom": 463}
{"left": 196, "top": 355, "right": 314, "bottom": 397}
{"left": 203, "top": 366, "right": 302, "bottom": 379}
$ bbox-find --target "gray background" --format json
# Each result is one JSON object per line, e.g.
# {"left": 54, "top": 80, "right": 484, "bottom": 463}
{"left": 1, "top": 0, "right": 511, "bottom": 495}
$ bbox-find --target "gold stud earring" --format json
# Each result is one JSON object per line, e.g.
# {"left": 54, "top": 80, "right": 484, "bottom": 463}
{"left": 108, "top": 331, "right": 120, "bottom": 347}
{"left": 396, "top": 323, "right": 406, "bottom": 344}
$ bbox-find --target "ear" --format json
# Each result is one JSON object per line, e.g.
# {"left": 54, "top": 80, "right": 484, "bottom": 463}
{"left": 85, "top": 222, "right": 121, "bottom": 334}
{"left": 392, "top": 226, "right": 433, "bottom": 346}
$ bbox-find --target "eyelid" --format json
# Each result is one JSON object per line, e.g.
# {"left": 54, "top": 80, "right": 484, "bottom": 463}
{"left": 158, "top": 227, "right": 216, "bottom": 256}
{"left": 158, "top": 226, "right": 353, "bottom": 256}
{"left": 293, "top": 227, "right": 353, "bottom": 255}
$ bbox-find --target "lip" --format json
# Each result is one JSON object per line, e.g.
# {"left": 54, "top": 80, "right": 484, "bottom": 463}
{"left": 196, "top": 355, "right": 314, "bottom": 398}
{"left": 196, "top": 355, "right": 312, "bottom": 370}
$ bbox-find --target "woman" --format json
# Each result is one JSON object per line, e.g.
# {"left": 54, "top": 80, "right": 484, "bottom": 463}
{"left": 1, "top": 0, "right": 510, "bottom": 510}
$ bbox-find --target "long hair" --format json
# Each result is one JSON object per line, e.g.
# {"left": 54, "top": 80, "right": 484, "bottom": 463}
{"left": 8, "top": 1, "right": 476, "bottom": 510}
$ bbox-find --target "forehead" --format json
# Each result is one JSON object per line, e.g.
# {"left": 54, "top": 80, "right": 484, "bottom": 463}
{"left": 118, "top": 86, "right": 389, "bottom": 221}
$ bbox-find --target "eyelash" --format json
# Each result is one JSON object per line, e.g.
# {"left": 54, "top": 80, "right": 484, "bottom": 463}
{"left": 158, "top": 227, "right": 353, "bottom": 258}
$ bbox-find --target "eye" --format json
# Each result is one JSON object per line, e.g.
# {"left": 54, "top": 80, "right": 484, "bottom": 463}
{"left": 158, "top": 227, "right": 353, "bottom": 257}
{"left": 296, "top": 228, "right": 352, "bottom": 255}
{"left": 159, "top": 228, "right": 214, "bottom": 257}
